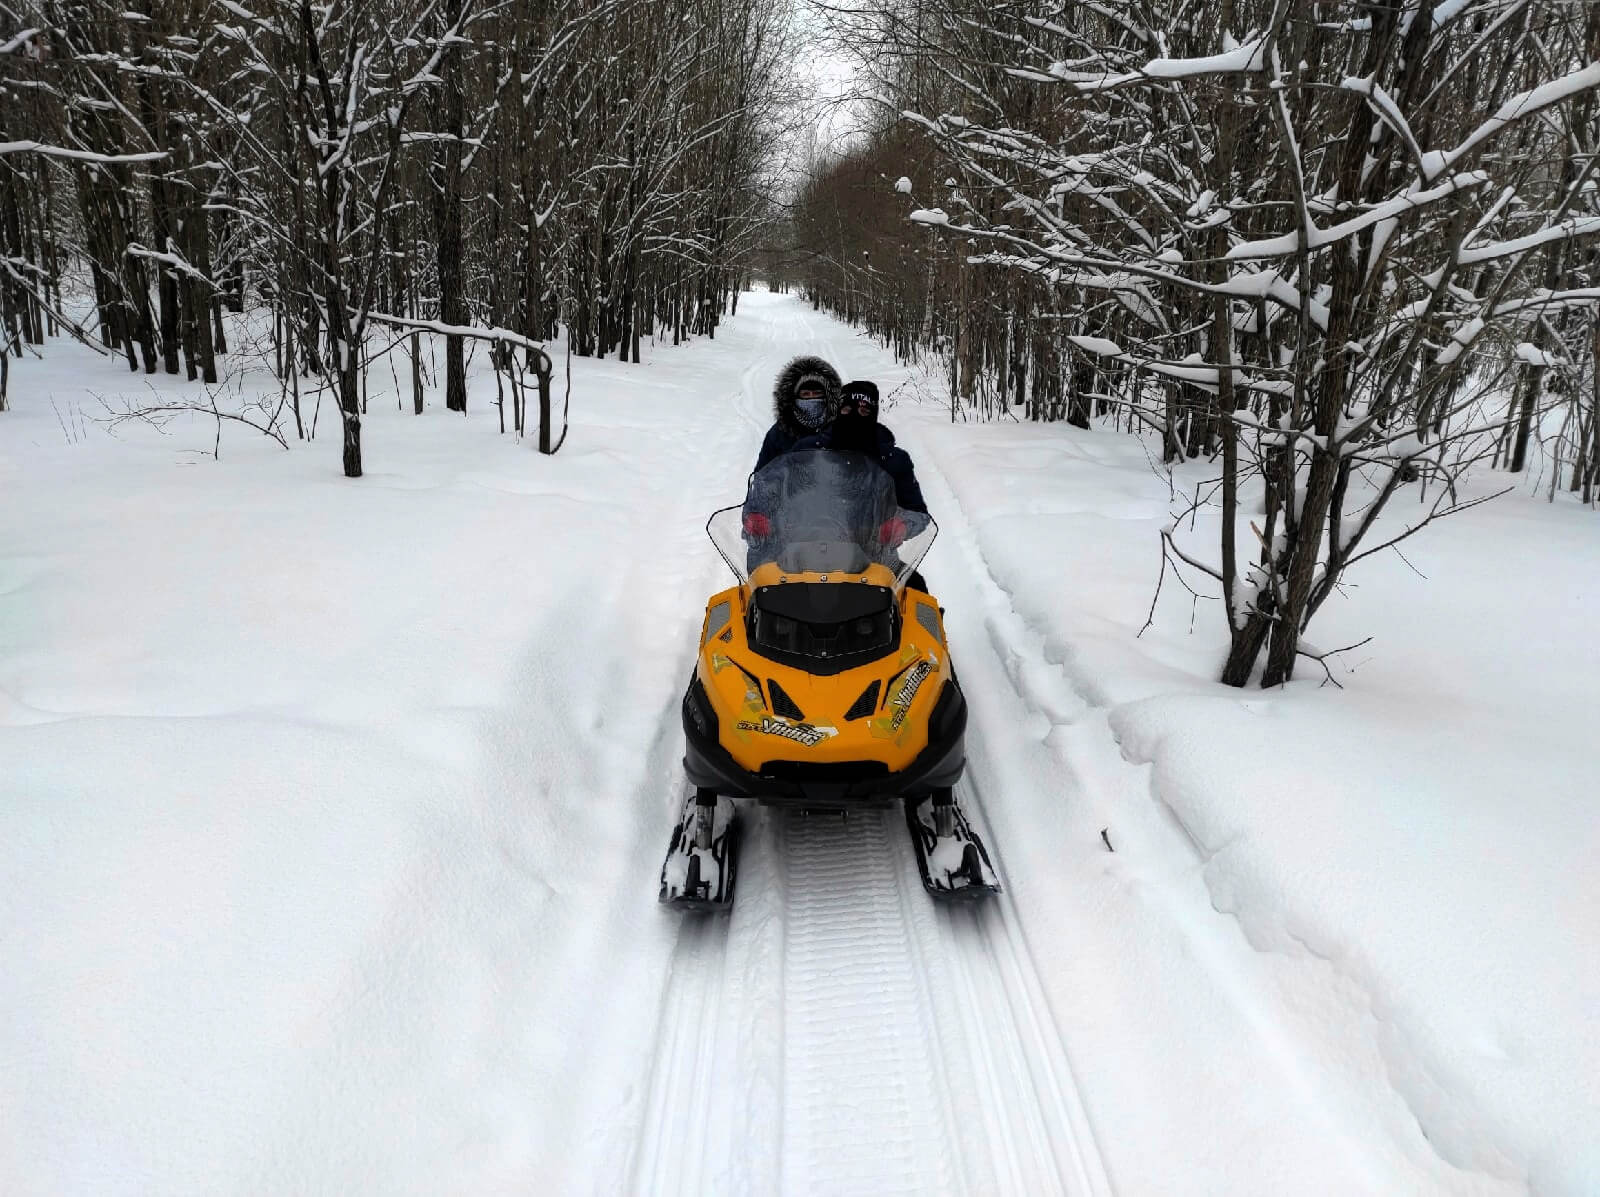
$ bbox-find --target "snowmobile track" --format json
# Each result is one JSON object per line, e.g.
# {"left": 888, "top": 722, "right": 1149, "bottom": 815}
{"left": 775, "top": 810, "right": 956, "bottom": 1195}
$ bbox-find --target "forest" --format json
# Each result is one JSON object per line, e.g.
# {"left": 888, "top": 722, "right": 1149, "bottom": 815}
{"left": 1, "top": 0, "right": 799, "bottom": 468}
{"left": 787, "top": 0, "right": 1600, "bottom": 684}
{"left": 4, "top": 0, "right": 1599, "bottom": 689}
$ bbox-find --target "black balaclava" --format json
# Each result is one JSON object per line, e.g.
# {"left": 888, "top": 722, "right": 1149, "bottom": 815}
{"left": 831, "top": 380, "right": 880, "bottom": 452}
{"left": 793, "top": 372, "right": 831, "bottom": 431}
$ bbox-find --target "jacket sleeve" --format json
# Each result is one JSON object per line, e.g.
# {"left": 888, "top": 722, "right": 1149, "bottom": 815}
{"left": 883, "top": 447, "right": 928, "bottom": 514}
{"left": 743, "top": 463, "right": 778, "bottom": 525}
{"left": 753, "top": 425, "right": 787, "bottom": 475}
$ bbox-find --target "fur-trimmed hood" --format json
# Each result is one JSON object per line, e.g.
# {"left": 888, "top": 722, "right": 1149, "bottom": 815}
{"left": 772, "top": 355, "right": 842, "bottom": 439}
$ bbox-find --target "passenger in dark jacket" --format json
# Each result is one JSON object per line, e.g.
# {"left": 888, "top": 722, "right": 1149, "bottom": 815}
{"left": 744, "top": 378, "right": 933, "bottom": 591}
{"left": 753, "top": 355, "right": 841, "bottom": 474}
{"left": 796, "top": 380, "right": 928, "bottom": 515}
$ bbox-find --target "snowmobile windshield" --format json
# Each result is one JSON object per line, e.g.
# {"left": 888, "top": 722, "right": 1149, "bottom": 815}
{"left": 707, "top": 449, "right": 936, "bottom": 591}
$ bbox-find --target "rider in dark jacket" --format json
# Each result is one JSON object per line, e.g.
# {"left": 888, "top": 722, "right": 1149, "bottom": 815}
{"left": 753, "top": 355, "right": 841, "bottom": 474}
{"left": 776, "top": 379, "right": 933, "bottom": 592}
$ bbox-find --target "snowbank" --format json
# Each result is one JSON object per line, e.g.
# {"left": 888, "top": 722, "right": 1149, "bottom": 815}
{"left": 0, "top": 310, "right": 770, "bottom": 1192}
{"left": 910, "top": 415, "right": 1599, "bottom": 1194}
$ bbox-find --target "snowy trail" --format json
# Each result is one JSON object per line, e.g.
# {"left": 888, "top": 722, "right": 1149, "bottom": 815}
{"left": 576, "top": 296, "right": 1581, "bottom": 1195}
{"left": 882, "top": 353, "right": 1511, "bottom": 1194}
{"left": 624, "top": 298, "right": 1112, "bottom": 1196}
{"left": 13, "top": 289, "right": 1562, "bottom": 1195}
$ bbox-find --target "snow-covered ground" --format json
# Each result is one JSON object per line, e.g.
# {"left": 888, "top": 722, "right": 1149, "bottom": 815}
{"left": 3, "top": 291, "right": 1596, "bottom": 1194}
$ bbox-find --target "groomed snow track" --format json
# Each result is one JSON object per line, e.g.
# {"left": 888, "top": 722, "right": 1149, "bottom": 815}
{"left": 632, "top": 792, "right": 1111, "bottom": 1196}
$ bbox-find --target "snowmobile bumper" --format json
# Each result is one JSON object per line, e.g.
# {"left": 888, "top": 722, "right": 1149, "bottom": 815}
{"left": 682, "top": 674, "right": 967, "bottom": 809}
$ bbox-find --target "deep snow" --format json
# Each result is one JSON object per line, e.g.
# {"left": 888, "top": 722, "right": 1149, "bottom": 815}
{"left": 3, "top": 291, "right": 1595, "bottom": 1194}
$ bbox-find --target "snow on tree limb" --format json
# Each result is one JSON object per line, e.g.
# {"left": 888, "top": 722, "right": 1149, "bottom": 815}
{"left": 1456, "top": 215, "right": 1600, "bottom": 265}
{"left": 1339, "top": 77, "right": 1428, "bottom": 170}
{"left": 124, "top": 244, "right": 218, "bottom": 287}
{"left": 1420, "top": 61, "right": 1600, "bottom": 181}
{"left": 1227, "top": 172, "right": 1490, "bottom": 259}
{"left": 0, "top": 29, "right": 43, "bottom": 55}
{"left": 365, "top": 312, "right": 547, "bottom": 358}
{"left": 0, "top": 140, "right": 167, "bottom": 164}
{"left": 1076, "top": 33, "right": 1267, "bottom": 92}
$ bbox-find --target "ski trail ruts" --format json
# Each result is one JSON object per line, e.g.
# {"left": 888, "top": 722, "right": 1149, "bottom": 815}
{"left": 637, "top": 804, "right": 1097, "bottom": 1197}
{"left": 732, "top": 303, "right": 806, "bottom": 431}
{"left": 628, "top": 305, "right": 797, "bottom": 1197}
{"left": 632, "top": 905, "right": 730, "bottom": 1196}
{"left": 628, "top": 807, "right": 791, "bottom": 1197}
{"left": 895, "top": 426, "right": 1116, "bottom": 1196}
{"left": 935, "top": 784, "right": 1114, "bottom": 1196}
{"left": 770, "top": 305, "right": 1113, "bottom": 1193}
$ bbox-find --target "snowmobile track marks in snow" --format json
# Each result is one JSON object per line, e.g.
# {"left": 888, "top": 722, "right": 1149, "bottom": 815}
{"left": 632, "top": 910, "right": 728, "bottom": 1197}
{"left": 633, "top": 800, "right": 1110, "bottom": 1195}
{"left": 776, "top": 810, "right": 956, "bottom": 1195}
{"left": 941, "top": 781, "right": 1114, "bottom": 1195}
{"left": 893, "top": 431, "right": 1120, "bottom": 1194}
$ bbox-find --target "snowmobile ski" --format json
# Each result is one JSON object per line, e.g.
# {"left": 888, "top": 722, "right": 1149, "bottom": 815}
{"left": 904, "top": 790, "right": 1001, "bottom": 900}
{"left": 658, "top": 789, "right": 739, "bottom": 910}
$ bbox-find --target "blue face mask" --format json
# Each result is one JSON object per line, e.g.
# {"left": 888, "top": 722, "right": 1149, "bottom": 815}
{"left": 796, "top": 397, "right": 827, "bottom": 425}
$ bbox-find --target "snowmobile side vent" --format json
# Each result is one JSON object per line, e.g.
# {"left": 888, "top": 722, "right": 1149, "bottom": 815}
{"left": 845, "top": 680, "right": 881, "bottom": 721}
{"left": 703, "top": 600, "right": 732, "bottom": 645}
{"left": 767, "top": 678, "right": 805, "bottom": 721}
{"left": 729, "top": 657, "right": 766, "bottom": 705}
{"left": 684, "top": 678, "right": 718, "bottom": 738}
{"left": 915, "top": 602, "right": 943, "bottom": 645}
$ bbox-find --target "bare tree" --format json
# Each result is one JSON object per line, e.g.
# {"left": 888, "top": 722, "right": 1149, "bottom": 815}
{"left": 798, "top": 0, "right": 1600, "bottom": 686}
{"left": 2, "top": 0, "right": 795, "bottom": 473}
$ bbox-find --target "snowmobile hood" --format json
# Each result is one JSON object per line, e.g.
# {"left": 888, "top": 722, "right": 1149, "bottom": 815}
{"left": 773, "top": 355, "right": 842, "bottom": 439}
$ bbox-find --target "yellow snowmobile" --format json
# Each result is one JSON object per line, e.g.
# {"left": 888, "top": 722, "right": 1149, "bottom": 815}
{"left": 660, "top": 449, "right": 1001, "bottom": 909}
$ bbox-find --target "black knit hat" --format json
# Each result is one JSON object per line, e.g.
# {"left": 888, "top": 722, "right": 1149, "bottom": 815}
{"left": 838, "top": 379, "right": 879, "bottom": 419}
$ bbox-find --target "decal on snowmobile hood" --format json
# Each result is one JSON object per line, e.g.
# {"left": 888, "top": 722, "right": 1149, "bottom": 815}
{"left": 886, "top": 659, "right": 933, "bottom": 731}
{"left": 736, "top": 717, "right": 837, "bottom": 747}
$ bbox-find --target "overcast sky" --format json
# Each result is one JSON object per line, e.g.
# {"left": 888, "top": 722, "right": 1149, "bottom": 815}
{"left": 789, "top": 0, "right": 867, "bottom": 154}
